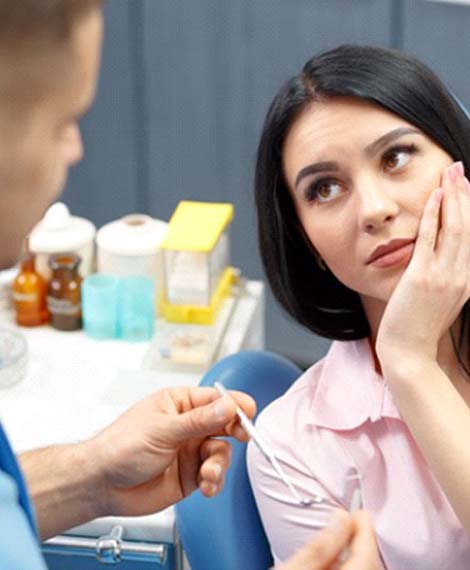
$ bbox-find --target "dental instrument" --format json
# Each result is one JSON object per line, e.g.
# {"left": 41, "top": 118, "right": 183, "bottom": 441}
{"left": 214, "top": 381, "right": 337, "bottom": 509}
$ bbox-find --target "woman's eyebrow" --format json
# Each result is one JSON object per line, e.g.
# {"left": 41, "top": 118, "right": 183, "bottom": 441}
{"left": 293, "top": 126, "right": 422, "bottom": 190}
{"left": 294, "top": 161, "right": 339, "bottom": 189}
{"left": 364, "top": 126, "right": 422, "bottom": 157}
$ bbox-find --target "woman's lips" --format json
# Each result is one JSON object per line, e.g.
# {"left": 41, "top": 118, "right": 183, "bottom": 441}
{"left": 369, "top": 241, "right": 415, "bottom": 268}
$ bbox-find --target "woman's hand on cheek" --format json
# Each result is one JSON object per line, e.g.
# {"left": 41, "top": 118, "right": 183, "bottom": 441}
{"left": 376, "top": 161, "right": 470, "bottom": 372}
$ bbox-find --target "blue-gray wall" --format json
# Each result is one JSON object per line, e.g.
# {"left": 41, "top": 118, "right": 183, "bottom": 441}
{"left": 61, "top": 0, "right": 470, "bottom": 366}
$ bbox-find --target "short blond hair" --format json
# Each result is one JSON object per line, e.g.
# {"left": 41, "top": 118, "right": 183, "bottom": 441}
{"left": 0, "top": 0, "right": 104, "bottom": 112}
{"left": 0, "top": 0, "right": 104, "bottom": 48}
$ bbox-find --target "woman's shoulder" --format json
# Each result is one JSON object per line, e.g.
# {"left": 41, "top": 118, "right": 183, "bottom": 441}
{"left": 254, "top": 356, "right": 326, "bottom": 432}
{"left": 255, "top": 338, "right": 375, "bottom": 434}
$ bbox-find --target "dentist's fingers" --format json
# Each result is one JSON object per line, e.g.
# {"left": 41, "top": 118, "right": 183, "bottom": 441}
{"left": 198, "top": 438, "right": 231, "bottom": 497}
{"left": 161, "top": 388, "right": 255, "bottom": 444}
{"left": 342, "top": 511, "right": 382, "bottom": 570}
{"left": 274, "top": 511, "right": 354, "bottom": 570}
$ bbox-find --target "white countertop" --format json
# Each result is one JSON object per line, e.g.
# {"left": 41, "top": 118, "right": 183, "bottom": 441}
{"left": 0, "top": 280, "right": 264, "bottom": 542}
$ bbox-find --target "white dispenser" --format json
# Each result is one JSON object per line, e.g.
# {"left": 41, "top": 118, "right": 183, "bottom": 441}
{"left": 96, "top": 214, "right": 168, "bottom": 281}
{"left": 29, "top": 202, "right": 96, "bottom": 280}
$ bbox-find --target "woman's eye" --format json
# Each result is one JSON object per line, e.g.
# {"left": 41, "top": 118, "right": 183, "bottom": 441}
{"left": 306, "top": 180, "right": 343, "bottom": 203}
{"left": 382, "top": 144, "right": 418, "bottom": 172}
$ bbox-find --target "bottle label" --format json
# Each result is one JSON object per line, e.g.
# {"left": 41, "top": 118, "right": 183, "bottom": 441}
{"left": 13, "top": 292, "right": 38, "bottom": 303}
{"left": 47, "top": 296, "right": 80, "bottom": 316}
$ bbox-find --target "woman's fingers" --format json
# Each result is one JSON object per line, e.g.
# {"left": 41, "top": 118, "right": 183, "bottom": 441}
{"left": 451, "top": 168, "right": 470, "bottom": 278}
{"left": 436, "top": 162, "right": 470, "bottom": 305}
{"left": 412, "top": 161, "right": 470, "bottom": 281}
{"left": 436, "top": 162, "right": 464, "bottom": 267}
{"left": 411, "top": 185, "right": 443, "bottom": 268}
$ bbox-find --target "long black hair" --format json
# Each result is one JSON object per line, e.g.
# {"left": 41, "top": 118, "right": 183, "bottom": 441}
{"left": 255, "top": 44, "right": 470, "bottom": 349}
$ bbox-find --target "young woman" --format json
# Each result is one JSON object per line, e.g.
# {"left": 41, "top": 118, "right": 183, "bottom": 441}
{"left": 247, "top": 45, "right": 470, "bottom": 569}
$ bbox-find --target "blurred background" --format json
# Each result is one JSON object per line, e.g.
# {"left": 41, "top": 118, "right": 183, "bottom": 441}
{"left": 62, "top": 0, "right": 470, "bottom": 367}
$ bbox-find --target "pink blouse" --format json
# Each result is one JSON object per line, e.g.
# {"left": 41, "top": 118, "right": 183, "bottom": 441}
{"left": 247, "top": 339, "right": 470, "bottom": 569}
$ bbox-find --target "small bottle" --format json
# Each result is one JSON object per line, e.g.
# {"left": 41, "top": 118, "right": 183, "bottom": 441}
{"left": 13, "top": 246, "right": 49, "bottom": 327}
{"left": 47, "top": 253, "right": 82, "bottom": 331}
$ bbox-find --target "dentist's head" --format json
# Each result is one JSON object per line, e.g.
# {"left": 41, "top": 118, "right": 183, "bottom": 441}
{"left": 0, "top": 0, "right": 104, "bottom": 269}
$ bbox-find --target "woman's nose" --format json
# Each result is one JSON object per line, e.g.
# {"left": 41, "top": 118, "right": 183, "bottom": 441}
{"left": 356, "top": 178, "right": 399, "bottom": 232}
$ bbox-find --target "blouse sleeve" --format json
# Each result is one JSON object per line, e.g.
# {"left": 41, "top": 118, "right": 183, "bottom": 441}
{"left": 246, "top": 420, "right": 346, "bottom": 565}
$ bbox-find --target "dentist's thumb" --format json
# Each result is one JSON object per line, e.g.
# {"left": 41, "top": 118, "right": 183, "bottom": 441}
{"left": 161, "top": 396, "right": 237, "bottom": 445}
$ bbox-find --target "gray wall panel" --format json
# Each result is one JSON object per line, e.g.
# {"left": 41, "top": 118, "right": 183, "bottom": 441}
{"left": 402, "top": 0, "right": 470, "bottom": 108}
{"left": 143, "top": 0, "right": 394, "bottom": 365}
{"left": 61, "top": 1, "right": 140, "bottom": 226}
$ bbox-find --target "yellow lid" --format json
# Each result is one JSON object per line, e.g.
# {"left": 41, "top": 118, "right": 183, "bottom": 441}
{"left": 161, "top": 201, "right": 234, "bottom": 252}
{"left": 159, "top": 267, "right": 236, "bottom": 324}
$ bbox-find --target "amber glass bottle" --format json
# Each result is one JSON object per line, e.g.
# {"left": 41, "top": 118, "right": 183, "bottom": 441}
{"left": 13, "top": 250, "right": 49, "bottom": 326}
{"left": 47, "top": 253, "right": 82, "bottom": 331}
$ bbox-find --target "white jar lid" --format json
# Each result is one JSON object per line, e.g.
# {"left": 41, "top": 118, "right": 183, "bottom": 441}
{"left": 30, "top": 202, "right": 96, "bottom": 253}
{"left": 96, "top": 214, "right": 168, "bottom": 256}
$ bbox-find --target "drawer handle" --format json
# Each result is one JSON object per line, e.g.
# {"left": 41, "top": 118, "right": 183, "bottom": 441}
{"left": 43, "top": 525, "right": 167, "bottom": 565}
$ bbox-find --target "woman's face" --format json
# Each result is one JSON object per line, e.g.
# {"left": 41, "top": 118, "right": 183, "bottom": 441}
{"left": 283, "top": 97, "right": 454, "bottom": 305}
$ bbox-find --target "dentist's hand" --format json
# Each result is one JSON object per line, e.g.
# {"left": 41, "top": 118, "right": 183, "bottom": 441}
{"left": 89, "top": 386, "right": 256, "bottom": 517}
{"left": 276, "top": 510, "right": 382, "bottom": 570}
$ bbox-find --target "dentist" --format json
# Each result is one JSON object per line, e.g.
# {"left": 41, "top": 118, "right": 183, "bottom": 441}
{"left": 0, "top": 2, "right": 379, "bottom": 568}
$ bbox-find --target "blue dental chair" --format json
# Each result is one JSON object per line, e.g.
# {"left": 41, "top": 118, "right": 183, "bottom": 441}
{"left": 175, "top": 351, "right": 302, "bottom": 570}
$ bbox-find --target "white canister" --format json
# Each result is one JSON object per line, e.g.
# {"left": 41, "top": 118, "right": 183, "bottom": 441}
{"left": 29, "top": 202, "right": 96, "bottom": 280}
{"left": 96, "top": 214, "right": 168, "bottom": 283}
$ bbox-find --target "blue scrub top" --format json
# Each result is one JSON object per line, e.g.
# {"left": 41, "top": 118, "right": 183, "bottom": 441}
{"left": 0, "top": 423, "right": 47, "bottom": 569}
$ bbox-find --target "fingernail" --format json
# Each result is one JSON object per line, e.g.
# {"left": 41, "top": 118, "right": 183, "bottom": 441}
{"left": 465, "top": 178, "right": 470, "bottom": 193}
{"left": 455, "top": 161, "right": 464, "bottom": 177}
{"left": 234, "top": 424, "right": 248, "bottom": 440}
{"left": 448, "top": 164, "right": 457, "bottom": 183}
{"left": 201, "top": 481, "right": 218, "bottom": 496}
{"left": 213, "top": 397, "right": 231, "bottom": 420}
{"left": 212, "top": 463, "right": 223, "bottom": 480}
{"left": 328, "top": 510, "right": 346, "bottom": 534}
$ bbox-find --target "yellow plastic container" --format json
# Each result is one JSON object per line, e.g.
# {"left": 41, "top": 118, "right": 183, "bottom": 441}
{"left": 159, "top": 201, "right": 235, "bottom": 324}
